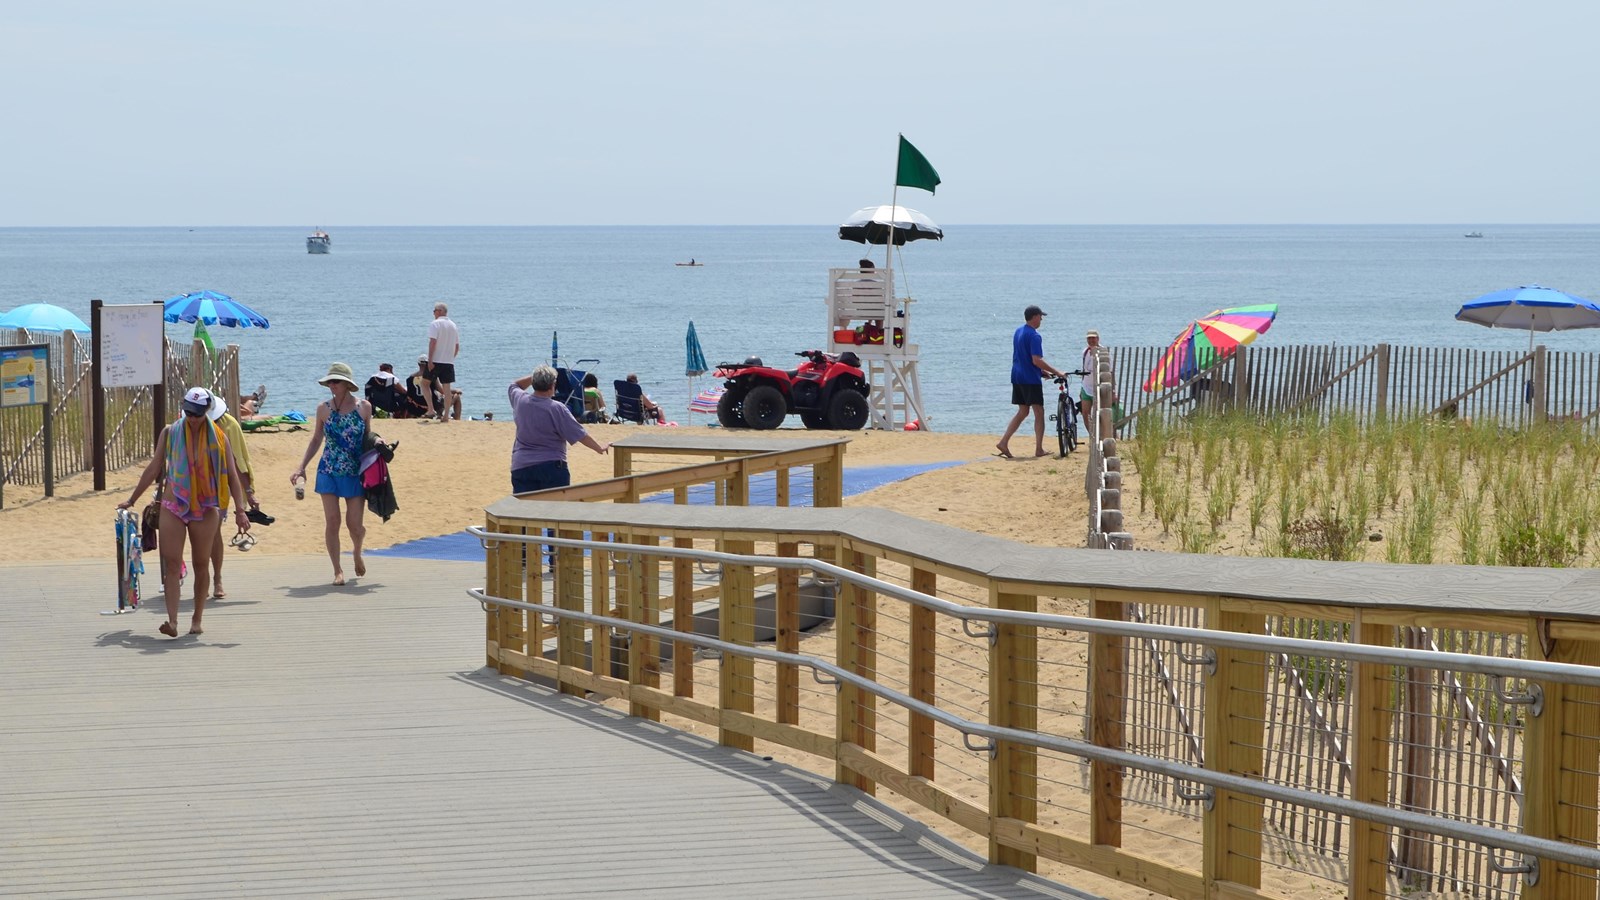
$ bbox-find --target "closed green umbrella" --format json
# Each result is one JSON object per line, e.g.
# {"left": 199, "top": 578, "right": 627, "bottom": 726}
{"left": 686, "top": 321, "right": 708, "bottom": 377}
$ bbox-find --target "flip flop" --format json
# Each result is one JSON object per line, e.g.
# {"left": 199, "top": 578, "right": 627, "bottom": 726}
{"left": 993, "top": 450, "right": 1014, "bottom": 459}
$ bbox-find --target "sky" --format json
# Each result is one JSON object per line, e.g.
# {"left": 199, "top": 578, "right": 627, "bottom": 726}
{"left": 3, "top": 1, "right": 1597, "bottom": 226}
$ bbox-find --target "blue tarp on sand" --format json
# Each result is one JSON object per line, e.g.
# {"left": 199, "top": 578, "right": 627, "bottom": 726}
{"left": 370, "top": 460, "right": 967, "bottom": 562}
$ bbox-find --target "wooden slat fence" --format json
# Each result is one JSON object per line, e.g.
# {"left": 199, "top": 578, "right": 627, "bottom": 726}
{"left": 1111, "top": 342, "right": 1600, "bottom": 433}
{"left": 1, "top": 329, "right": 241, "bottom": 489}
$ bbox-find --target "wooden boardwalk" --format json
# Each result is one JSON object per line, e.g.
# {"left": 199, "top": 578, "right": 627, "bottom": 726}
{"left": 0, "top": 554, "right": 1090, "bottom": 899}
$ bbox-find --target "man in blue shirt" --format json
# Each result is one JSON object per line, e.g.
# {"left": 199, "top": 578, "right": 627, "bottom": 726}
{"left": 997, "top": 305, "right": 1064, "bottom": 459}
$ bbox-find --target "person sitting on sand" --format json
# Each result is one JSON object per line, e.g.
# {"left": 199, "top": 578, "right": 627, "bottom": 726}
{"left": 626, "top": 373, "right": 667, "bottom": 424}
{"left": 581, "top": 372, "right": 611, "bottom": 424}
{"left": 364, "top": 363, "right": 408, "bottom": 416}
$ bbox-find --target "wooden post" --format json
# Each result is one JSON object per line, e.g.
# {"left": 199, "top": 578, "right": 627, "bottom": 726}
{"left": 990, "top": 586, "right": 1038, "bottom": 872}
{"left": 1235, "top": 344, "right": 1248, "bottom": 408}
{"left": 814, "top": 445, "right": 845, "bottom": 507}
{"left": 1522, "top": 627, "right": 1600, "bottom": 898}
{"left": 835, "top": 548, "right": 876, "bottom": 794}
{"left": 774, "top": 466, "right": 790, "bottom": 507}
{"left": 775, "top": 541, "right": 801, "bottom": 725}
{"left": 225, "top": 345, "right": 240, "bottom": 416}
{"left": 908, "top": 567, "right": 937, "bottom": 780}
{"left": 672, "top": 514, "right": 695, "bottom": 699}
{"left": 613, "top": 443, "right": 632, "bottom": 479}
{"left": 90, "top": 300, "right": 105, "bottom": 491}
{"left": 627, "top": 532, "right": 662, "bottom": 721}
{"left": 728, "top": 459, "right": 749, "bottom": 507}
{"left": 1089, "top": 594, "right": 1126, "bottom": 847}
{"left": 719, "top": 537, "right": 756, "bottom": 751}
{"left": 1533, "top": 344, "right": 1548, "bottom": 424}
{"left": 152, "top": 305, "right": 166, "bottom": 448}
{"left": 1347, "top": 614, "right": 1394, "bottom": 899}
{"left": 1375, "top": 344, "right": 1391, "bottom": 422}
{"left": 555, "top": 526, "right": 586, "bottom": 696}
{"left": 1202, "top": 604, "right": 1266, "bottom": 892}
{"left": 1395, "top": 626, "right": 1436, "bottom": 890}
{"left": 493, "top": 522, "right": 526, "bottom": 675}
{"left": 189, "top": 339, "right": 206, "bottom": 394}
{"left": 591, "top": 532, "right": 612, "bottom": 679}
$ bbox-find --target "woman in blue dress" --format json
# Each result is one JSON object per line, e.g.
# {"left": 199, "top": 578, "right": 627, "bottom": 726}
{"left": 292, "top": 362, "right": 372, "bottom": 585}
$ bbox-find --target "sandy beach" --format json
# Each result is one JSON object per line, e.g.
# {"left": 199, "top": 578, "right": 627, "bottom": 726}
{"left": 0, "top": 419, "right": 1099, "bottom": 564}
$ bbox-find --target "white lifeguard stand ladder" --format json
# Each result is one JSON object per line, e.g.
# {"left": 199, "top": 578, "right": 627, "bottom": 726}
{"left": 826, "top": 267, "right": 927, "bottom": 431}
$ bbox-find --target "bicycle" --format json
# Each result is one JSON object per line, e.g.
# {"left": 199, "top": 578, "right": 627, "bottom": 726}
{"left": 1050, "top": 370, "right": 1092, "bottom": 457}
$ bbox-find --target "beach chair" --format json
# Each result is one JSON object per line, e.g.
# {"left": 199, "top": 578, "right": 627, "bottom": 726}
{"left": 553, "top": 358, "right": 599, "bottom": 420}
{"left": 613, "top": 379, "right": 646, "bottom": 424}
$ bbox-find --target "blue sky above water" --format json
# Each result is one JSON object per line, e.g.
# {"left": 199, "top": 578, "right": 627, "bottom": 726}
{"left": 4, "top": 2, "right": 1598, "bottom": 227}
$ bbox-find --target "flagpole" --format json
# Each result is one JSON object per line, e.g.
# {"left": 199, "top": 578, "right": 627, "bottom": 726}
{"left": 885, "top": 134, "right": 900, "bottom": 268}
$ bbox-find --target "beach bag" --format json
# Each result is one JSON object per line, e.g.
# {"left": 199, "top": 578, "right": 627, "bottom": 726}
{"left": 141, "top": 481, "right": 162, "bottom": 552}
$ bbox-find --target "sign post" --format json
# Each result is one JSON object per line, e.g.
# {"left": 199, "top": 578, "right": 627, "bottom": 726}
{"left": 0, "top": 342, "right": 53, "bottom": 508}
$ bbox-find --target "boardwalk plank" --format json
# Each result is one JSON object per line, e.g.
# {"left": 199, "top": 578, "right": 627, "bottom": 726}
{"left": 0, "top": 555, "right": 1089, "bottom": 899}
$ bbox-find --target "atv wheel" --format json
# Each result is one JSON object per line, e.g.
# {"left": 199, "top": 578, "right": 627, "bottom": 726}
{"left": 742, "top": 385, "right": 787, "bottom": 430}
{"left": 717, "top": 388, "right": 747, "bottom": 428}
{"left": 827, "top": 389, "right": 869, "bottom": 430}
{"left": 800, "top": 410, "right": 828, "bottom": 429}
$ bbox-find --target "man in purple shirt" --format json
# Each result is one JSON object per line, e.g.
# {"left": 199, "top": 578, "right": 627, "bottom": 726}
{"left": 508, "top": 365, "right": 609, "bottom": 493}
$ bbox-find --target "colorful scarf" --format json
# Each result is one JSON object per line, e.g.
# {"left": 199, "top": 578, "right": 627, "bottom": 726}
{"left": 164, "top": 417, "right": 224, "bottom": 518}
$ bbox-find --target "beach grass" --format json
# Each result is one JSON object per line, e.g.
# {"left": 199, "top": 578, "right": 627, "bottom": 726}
{"left": 1127, "top": 410, "right": 1600, "bottom": 567}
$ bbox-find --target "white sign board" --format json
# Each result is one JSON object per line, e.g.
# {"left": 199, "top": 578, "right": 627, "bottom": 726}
{"left": 99, "top": 304, "right": 164, "bottom": 388}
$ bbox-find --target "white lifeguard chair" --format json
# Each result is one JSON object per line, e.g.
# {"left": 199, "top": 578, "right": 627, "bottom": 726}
{"left": 826, "top": 267, "right": 927, "bottom": 431}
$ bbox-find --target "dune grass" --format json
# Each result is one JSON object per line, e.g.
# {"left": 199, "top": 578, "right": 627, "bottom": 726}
{"left": 1127, "top": 410, "right": 1600, "bottom": 567}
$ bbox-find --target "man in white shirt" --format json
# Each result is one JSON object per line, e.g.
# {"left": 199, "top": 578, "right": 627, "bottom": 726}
{"left": 425, "top": 302, "right": 461, "bottom": 422}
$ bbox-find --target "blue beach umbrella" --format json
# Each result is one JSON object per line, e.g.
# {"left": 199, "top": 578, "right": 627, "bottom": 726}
{"left": 686, "top": 321, "right": 708, "bottom": 377}
{"left": 551, "top": 330, "right": 559, "bottom": 366}
{"left": 1456, "top": 284, "right": 1600, "bottom": 351}
{"left": 163, "top": 290, "right": 270, "bottom": 329}
{"left": 0, "top": 302, "right": 90, "bottom": 333}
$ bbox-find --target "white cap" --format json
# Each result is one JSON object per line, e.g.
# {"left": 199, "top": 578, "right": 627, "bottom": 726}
{"left": 182, "top": 386, "right": 226, "bottom": 421}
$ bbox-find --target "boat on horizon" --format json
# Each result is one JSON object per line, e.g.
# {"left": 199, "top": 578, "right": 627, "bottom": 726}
{"left": 307, "top": 229, "right": 331, "bottom": 254}
{"left": 674, "top": 259, "right": 703, "bottom": 267}
{"left": 1464, "top": 231, "right": 1484, "bottom": 238}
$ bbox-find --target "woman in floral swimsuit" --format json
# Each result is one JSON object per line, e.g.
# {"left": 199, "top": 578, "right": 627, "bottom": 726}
{"left": 293, "top": 362, "right": 372, "bottom": 585}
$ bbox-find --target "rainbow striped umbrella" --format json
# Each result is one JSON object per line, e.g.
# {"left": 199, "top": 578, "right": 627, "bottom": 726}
{"left": 1142, "top": 304, "right": 1278, "bottom": 392}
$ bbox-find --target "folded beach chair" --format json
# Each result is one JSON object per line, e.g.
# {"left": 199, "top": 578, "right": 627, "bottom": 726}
{"left": 613, "top": 379, "right": 646, "bottom": 424}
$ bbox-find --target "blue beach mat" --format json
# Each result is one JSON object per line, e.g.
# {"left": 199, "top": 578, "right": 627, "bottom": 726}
{"left": 370, "top": 460, "right": 968, "bottom": 562}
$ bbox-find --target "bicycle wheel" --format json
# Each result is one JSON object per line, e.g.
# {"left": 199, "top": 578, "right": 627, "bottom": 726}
{"left": 1065, "top": 404, "right": 1079, "bottom": 453}
{"left": 1056, "top": 393, "right": 1073, "bottom": 456}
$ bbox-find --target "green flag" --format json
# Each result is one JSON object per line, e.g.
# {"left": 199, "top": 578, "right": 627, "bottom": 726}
{"left": 895, "top": 135, "right": 941, "bottom": 194}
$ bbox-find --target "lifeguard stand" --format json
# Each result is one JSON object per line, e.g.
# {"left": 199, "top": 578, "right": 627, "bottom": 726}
{"left": 826, "top": 267, "right": 927, "bottom": 430}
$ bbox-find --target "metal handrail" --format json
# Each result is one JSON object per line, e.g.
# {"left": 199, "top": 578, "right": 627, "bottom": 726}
{"left": 467, "top": 580, "right": 1590, "bottom": 874}
{"left": 466, "top": 527, "right": 1600, "bottom": 690}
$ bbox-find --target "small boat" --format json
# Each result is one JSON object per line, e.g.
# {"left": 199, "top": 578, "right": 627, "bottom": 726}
{"left": 1464, "top": 231, "right": 1484, "bottom": 238}
{"left": 306, "top": 229, "right": 331, "bottom": 254}
{"left": 674, "top": 259, "right": 703, "bottom": 267}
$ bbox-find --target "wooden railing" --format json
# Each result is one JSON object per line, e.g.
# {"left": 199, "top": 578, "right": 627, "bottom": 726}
{"left": 476, "top": 466, "right": 1600, "bottom": 900}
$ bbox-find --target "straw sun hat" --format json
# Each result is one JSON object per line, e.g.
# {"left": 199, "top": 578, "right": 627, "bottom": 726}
{"left": 317, "top": 362, "right": 358, "bottom": 387}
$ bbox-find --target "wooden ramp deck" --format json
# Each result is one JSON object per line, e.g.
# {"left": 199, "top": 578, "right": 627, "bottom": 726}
{"left": 1, "top": 555, "right": 1091, "bottom": 899}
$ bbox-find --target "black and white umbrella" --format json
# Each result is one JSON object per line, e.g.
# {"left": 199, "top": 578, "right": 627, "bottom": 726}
{"left": 838, "top": 205, "right": 943, "bottom": 246}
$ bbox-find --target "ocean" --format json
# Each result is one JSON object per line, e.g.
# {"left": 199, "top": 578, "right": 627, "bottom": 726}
{"left": 2, "top": 225, "right": 1598, "bottom": 435}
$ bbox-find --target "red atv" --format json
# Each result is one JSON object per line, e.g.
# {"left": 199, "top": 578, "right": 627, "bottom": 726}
{"left": 716, "top": 349, "right": 871, "bottom": 431}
